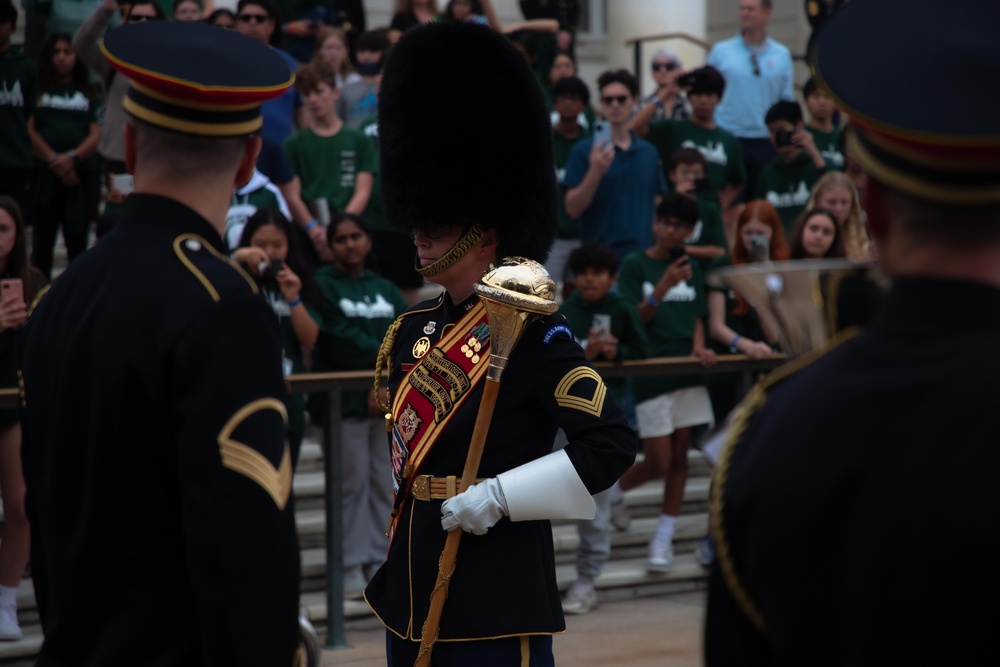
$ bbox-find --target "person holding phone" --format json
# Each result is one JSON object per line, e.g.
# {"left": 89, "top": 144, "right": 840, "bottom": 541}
{"left": 0, "top": 197, "right": 45, "bottom": 641}
{"left": 756, "top": 100, "right": 833, "bottom": 236}
{"left": 613, "top": 192, "right": 717, "bottom": 573}
{"left": 231, "top": 207, "right": 323, "bottom": 468}
{"left": 564, "top": 69, "right": 667, "bottom": 261}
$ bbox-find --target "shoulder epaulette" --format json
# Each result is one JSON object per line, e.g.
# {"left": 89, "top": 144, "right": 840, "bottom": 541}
{"left": 710, "top": 326, "right": 861, "bottom": 635}
{"left": 173, "top": 233, "right": 258, "bottom": 301}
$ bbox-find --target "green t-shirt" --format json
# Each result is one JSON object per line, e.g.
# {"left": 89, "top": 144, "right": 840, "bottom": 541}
{"left": 284, "top": 125, "right": 377, "bottom": 214}
{"left": 557, "top": 289, "right": 649, "bottom": 404}
{"left": 260, "top": 282, "right": 322, "bottom": 435}
{"left": 807, "top": 125, "right": 844, "bottom": 171}
{"left": 687, "top": 197, "right": 728, "bottom": 269}
{"left": 618, "top": 250, "right": 708, "bottom": 401}
{"left": 553, "top": 124, "right": 589, "bottom": 239}
{"left": 647, "top": 119, "right": 746, "bottom": 194}
{"left": 0, "top": 47, "right": 37, "bottom": 170}
{"left": 705, "top": 254, "right": 766, "bottom": 349}
{"left": 755, "top": 152, "right": 831, "bottom": 236}
{"left": 32, "top": 84, "right": 97, "bottom": 168}
{"left": 312, "top": 265, "right": 407, "bottom": 418}
{"left": 358, "top": 117, "right": 393, "bottom": 232}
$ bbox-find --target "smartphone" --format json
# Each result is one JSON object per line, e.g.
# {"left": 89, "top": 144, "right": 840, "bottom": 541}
{"left": 258, "top": 258, "right": 284, "bottom": 278}
{"left": 749, "top": 235, "right": 770, "bottom": 262}
{"left": 774, "top": 129, "right": 794, "bottom": 147}
{"left": 1, "top": 279, "right": 23, "bottom": 306}
{"left": 111, "top": 173, "right": 134, "bottom": 194}
{"left": 592, "top": 314, "right": 611, "bottom": 338}
{"left": 592, "top": 121, "right": 611, "bottom": 147}
{"left": 668, "top": 246, "right": 688, "bottom": 263}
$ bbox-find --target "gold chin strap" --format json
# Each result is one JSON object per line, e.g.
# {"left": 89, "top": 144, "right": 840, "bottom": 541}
{"left": 414, "top": 224, "right": 485, "bottom": 277}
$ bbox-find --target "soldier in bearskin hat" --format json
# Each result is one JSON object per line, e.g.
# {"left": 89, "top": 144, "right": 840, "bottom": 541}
{"left": 363, "top": 20, "right": 637, "bottom": 666}
{"left": 706, "top": 0, "right": 1000, "bottom": 663}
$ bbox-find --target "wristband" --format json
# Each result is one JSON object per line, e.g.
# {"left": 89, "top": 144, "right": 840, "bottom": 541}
{"left": 646, "top": 293, "right": 659, "bottom": 307}
{"left": 729, "top": 335, "right": 741, "bottom": 353}
{"left": 652, "top": 97, "right": 664, "bottom": 109}
{"left": 289, "top": 296, "right": 303, "bottom": 308}
{"left": 305, "top": 220, "right": 318, "bottom": 232}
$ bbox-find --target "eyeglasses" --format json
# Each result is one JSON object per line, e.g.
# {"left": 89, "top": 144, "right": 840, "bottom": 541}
{"left": 238, "top": 13, "right": 271, "bottom": 23}
{"left": 126, "top": 13, "right": 158, "bottom": 22}
{"left": 750, "top": 53, "right": 761, "bottom": 76}
{"left": 651, "top": 62, "right": 678, "bottom": 72}
{"left": 601, "top": 95, "right": 630, "bottom": 106}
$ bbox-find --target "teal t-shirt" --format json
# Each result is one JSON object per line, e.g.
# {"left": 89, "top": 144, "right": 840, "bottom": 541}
{"left": 807, "top": 125, "right": 844, "bottom": 171}
{"left": 557, "top": 290, "right": 649, "bottom": 404}
{"left": 647, "top": 119, "right": 746, "bottom": 194}
{"left": 284, "top": 125, "right": 377, "bottom": 214}
{"left": 618, "top": 250, "right": 708, "bottom": 401}
{"left": 755, "top": 152, "right": 831, "bottom": 236}
{"left": 687, "top": 197, "right": 728, "bottom": 269}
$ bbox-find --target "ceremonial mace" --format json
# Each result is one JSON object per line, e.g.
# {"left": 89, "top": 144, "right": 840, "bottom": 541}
{"left": 415, "top": 257, "right": 557, "bottom": 667}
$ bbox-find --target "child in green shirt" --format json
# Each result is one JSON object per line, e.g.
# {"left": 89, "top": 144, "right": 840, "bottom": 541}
{"left": 803, "top": 77, "right": 844, "bottom": 170}
{"left": 756, "top": 100, "right": 833, "bottom": 236}
{"left": 556, "top": 242, "right": 647, "bottom": 615}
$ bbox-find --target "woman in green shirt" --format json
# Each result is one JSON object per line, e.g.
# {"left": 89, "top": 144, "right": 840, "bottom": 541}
{"left": 26, "top": 32, "right": 100, "bottom": 280}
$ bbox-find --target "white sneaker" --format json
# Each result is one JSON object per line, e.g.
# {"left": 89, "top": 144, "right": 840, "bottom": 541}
{"left": 561, "top": 580, "right": 598, "bottom": 615}
{"left": 609, "top": 497, "right": 632, "bottom": 532}
{"left": 0, "top": 606, "right": 22, "bottom": 641}
{"left": 343, "top": 566, "right": 367, "bottom": 601}
{"left": 647, "top": 540, "right": 673, "bottom": 574}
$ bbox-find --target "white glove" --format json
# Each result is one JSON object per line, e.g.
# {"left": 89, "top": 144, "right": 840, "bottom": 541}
{"left": 440, "top": 478, "right": 508, "bottom": 535}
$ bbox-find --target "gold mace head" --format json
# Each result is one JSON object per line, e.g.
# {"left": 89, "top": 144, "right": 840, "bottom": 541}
{"left": 474, "top": 257, "right": 558, "bottom": 382}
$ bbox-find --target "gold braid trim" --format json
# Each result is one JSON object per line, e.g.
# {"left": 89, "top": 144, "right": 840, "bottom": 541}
{"left": 710, "top": 326, "right": 862, "bottom": 634}
{"left": 374, "top": 314, "right": 405, "bottom": 430}
{"left": 414, "top": 224, "right": 484, "bottom": 277}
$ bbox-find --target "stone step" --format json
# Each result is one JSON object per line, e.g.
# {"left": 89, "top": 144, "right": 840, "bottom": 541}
{"left": 0, "top": 447, "right": 713, "bottom": 662}
{"left": 299, "top": 551, "right": 710, "bottom": 630}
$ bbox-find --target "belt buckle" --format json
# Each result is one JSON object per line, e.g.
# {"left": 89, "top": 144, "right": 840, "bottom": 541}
{"left": 412, "top": 475, "right": 431, "bottom": 501}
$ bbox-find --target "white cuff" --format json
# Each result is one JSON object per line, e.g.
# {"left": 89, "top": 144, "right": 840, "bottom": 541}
{"left": 497, "top": 449, "right": 596, "bottom": 522}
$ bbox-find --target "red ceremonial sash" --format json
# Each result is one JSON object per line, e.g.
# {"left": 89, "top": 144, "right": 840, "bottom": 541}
{"left": 386, "top": 300, "right": 491, "bottom": 537}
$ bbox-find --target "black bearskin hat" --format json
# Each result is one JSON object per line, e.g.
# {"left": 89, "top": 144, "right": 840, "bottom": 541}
{"left": 378, "top": 21, "right": 557, "bottom": 263}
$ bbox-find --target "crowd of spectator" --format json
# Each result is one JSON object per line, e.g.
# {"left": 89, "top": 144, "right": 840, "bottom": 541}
{"left": 0, "top": 0, "right": 871, "bottom": 634}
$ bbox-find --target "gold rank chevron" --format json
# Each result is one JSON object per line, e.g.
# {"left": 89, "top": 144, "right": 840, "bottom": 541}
{"left": 217, "top": 398, "right": 292, "bottom": 509}
{"left": 554, "top": 367, "right": 607, "bottom": 418}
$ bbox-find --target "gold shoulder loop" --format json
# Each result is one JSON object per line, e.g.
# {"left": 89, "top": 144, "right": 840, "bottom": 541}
{"left": 374, "top": 314, "right": 405, "bottom": 419}
{"left": 27, "top": 284, "right": 50, "bottom": 319}
{"left": 373, "top": 294, "right": 446, "bottom": 425}
{"left": 217, "top": 397, "right": 292, "bottom": 509}
{"left": 710, "top": 326, "right": 862, "bottom": 635}
{"left": 173, "top": 233, "right": 258, "bottom": 302}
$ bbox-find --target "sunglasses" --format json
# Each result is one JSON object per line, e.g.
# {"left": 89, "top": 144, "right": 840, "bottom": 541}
{"left": 750, "top": 53, "right": 761, "bottom": 77}
{"left": 651, "top": 62, "right": 678, "bottom": 72}
{"left": 238, "top": 13, "right": 271, "bottom": 23}
{"left": 126, "top": 13, "right": 158, "bottom": 22}
{"left": 601, "top": 95, "right": 630, "bottom": 106}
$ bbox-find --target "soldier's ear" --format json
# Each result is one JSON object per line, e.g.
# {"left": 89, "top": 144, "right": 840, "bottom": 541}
{"left": 234, "top": 134, "right": 262, "bottom": 187}
{"left": 123, "top": 123, "right": 136, "bottom": 176}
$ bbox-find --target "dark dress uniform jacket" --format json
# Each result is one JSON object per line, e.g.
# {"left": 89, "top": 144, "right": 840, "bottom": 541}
{"left": 705, "top": 276, "right": 1000, "bottom": 665}
{"left": 20, "top": 195, "right": 301, "bottom": 666}
{"left": 365, "top": 292, "right": 638, "bottom": 642}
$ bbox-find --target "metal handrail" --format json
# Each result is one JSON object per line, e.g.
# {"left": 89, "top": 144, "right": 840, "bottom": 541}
{"left": 5, "top": 353, "right": 787, "bottom": 650}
